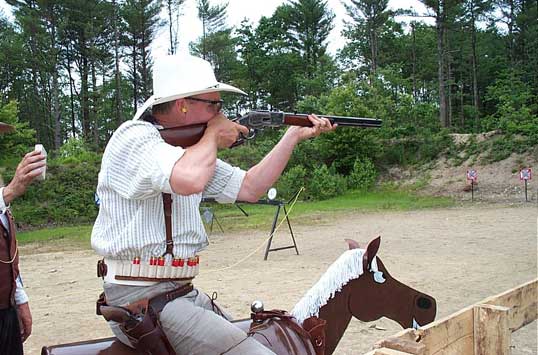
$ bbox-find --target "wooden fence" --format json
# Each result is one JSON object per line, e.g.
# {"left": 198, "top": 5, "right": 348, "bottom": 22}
{"left": 365, "top": 279, "right": 537, "bottom": 355}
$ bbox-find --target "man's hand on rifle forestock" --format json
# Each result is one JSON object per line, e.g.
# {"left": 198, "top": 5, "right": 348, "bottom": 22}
{"left": 286, "top": 114, "right": 337, "bottom": 142}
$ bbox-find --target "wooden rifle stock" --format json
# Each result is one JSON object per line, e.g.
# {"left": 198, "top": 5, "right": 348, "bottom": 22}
{"left": 159, "top": 123, "right": 206, "bottom": 147}
{"left": 158, "top": 111, "right": 381, "bottom": 147}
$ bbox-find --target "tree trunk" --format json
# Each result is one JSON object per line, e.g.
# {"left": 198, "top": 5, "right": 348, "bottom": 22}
{"left": 66, "top": 44, "right": 77, "bottom": 138}
{"left": 28, "top": 30, "right": 44, "bottom": 141}
{"left": 460, "top": 81, "right": 465, "bottom": 128}
{"left": 44, "top": 5, "right": 62, "bottom": 150}
{"left": 91, "top": 62, "right": 99, "bottom": 146}
{"left": 168, "top": 0, "right": 175, "bottom": 54}
{"left": 446, "top": 28, "right": 452, "bottom": 128}
{"left": 81, "top": 54, "right": 90, "bottom": 139}
{"left": 470, "top": 1, "right": 480, "bottom": 127}
{"left": 411, "top": 22, "right": 418, "bottom": 102}
{"left": 141, "top": 32, "right": 148, "bottom": 99}
{"left": 370, "top": 28, "right": 377, "bottom": 78}
{"left": 52, "top": 64, "right": 61, "bottom": 149}
{"left": 508, "top": 0, "right": 515, "bottom": 65}
{"left": 436, "top": 0, "right": 448, "bottom": 128}
{"left": 202, "top": 19, "right": 206, "bottom": 59}
{"left": 132, "top": 42, "right": 138, "bottom": 113}
{"left": 113, "top": 0, "right": 123, "bottom": 127}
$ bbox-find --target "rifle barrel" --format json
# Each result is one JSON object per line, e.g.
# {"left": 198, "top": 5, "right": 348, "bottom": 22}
{"left": 282, "top": 113, "right": 381, "bottom": 128}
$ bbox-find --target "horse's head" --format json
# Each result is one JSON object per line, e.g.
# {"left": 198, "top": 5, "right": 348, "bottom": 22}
{"left": 345, "top": 237, "right": 437, "bottom": 329}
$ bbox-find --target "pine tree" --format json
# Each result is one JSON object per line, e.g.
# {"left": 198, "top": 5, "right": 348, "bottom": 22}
{"left": 196, "top": 0, "right": 228, "bottom": 59}
{"left": 166, "top": 0, "right": 186, "bottom": 54}
{"left": 286, "top": 0, "right": 335, "bottom": 79}
{"left": 342, "top": 0, "right": 391, "bottom": 79}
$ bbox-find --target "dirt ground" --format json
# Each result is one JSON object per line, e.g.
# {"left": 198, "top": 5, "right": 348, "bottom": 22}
{"left": 20, "top": 204, "right": 537, "bottom": 355}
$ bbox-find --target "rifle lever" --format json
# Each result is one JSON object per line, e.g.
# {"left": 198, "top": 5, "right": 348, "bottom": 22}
{"left": 231, "top": 128, "right": 256, "bottom": 148}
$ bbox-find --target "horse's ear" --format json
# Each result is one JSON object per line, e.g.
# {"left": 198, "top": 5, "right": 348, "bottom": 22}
{"left": 345, "top": 238, "right": 362, "bottom": 250}
{"left": 364, "top": 236, "right": 381, "bottom": 269}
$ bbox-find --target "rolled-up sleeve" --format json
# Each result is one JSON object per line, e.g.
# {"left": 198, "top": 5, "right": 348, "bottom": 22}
{"left": 203, "top": 159, "right": 246, "bottom": 203}
{"left": 103, "top": 121, "right": 185, "bottom": 199}
{"left": 15, "top": 276, "right": 29, "bottom": 305}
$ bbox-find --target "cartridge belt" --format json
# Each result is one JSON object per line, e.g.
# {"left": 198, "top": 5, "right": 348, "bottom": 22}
{"left": 98, "top": 257, "right": 199, "bottom": 286}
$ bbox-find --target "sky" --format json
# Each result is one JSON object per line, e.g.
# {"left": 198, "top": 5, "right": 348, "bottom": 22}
{"left": 1, "top": 0, "right": 431, "bottom": 57}
{"left": 153, "top": 0, "right": 430, "bottom": 56}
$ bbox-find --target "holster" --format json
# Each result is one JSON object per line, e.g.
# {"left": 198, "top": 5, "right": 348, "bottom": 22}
{"left": 97, "top": 283, "right": 192, "bottom": 355}
{"left": 100, "top": 299, "right": 176, "bottom": 355}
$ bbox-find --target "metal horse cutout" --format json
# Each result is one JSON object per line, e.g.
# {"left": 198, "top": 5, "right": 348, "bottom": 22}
{"left": 42, "top": 237, "right": 436, "bottom": 355}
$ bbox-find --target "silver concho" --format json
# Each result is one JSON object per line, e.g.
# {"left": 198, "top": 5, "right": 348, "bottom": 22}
{"left": 251, "top": 300, "right": 264, "bottom": 313}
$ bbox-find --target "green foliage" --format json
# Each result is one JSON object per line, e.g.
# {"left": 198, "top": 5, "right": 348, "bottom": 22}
{"left": 0, "top": 101, "right": 36, "bottom": 162}
{"left": 284, "top": 0, "right": 335, "bottom": 78}
{"left": 217, "top": 142, "right": 266, "bottom": 171}
{"left": 348, "top": 158, "right": 378, "bottom": 190}
{"left": 196, "top": 0, "right": 228, "bottom": 34}
{"left": 276, "top": 165, "right": 308, "bottom": 200}
{"left": 1, "top": 0, "right": 537, "bottom": 228}
{"left": 483, "top": 69, "right": 537, "bottom": 135}
{"left": 55, "top": 137, "right": 101, "bottom": 165}
{"left": 304, "top": 164, "right": 347, "bottom": 200}
{"left": 6, "top": 150, "right": 101, "bottom": 228}
{"left": 296, "top": 77, "right": 452, "bottom": 171}
{"left": 192, "top": 29, "right": 240, "bottom": 84}
{"left": 479, "top": 69, "right": 538, "bottom": 158}
{"left": 482, "top": 135, "right": 530, "bottom": 163}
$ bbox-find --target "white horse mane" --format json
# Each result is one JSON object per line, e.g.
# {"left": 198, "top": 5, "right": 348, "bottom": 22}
{"left": 290, "top": 248, "right": 380, "bottom": 324}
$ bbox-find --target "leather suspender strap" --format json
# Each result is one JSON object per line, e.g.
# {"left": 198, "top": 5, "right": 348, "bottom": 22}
{"left": 162, "top": 193, "right": 174, "bottom": 257}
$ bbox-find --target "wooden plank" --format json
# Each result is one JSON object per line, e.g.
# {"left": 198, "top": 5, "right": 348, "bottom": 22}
{"left": 364, "top": 348, "right": 414, "bottom": 355}
{"left": 481, "top": 278, "right": 537, "bottom": 332}
{"left": 371, "top": 279, "right": 536, "bottom": 354}
{"left": 374, "top": 328, "right": 425, "bottom": 354}
{"left": 415, "top": 305, "right": 475, "bottom": 355}
{"left": 473, "top": 304, "right": 511, "bottom": 355}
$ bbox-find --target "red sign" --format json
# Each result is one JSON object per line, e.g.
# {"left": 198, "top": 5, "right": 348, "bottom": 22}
{"left": 466, "top": 169, "right": 478, "bottom": 182}
{"left": 520, "top": 168, "right": 532, "bottom": 181}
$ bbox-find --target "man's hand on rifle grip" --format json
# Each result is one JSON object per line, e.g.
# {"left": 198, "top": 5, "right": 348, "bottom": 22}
{"left": 206, "top": 114, "right": 249, "bottom": 149}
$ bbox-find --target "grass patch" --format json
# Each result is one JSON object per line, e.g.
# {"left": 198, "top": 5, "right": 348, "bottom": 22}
{"left": 16, "top": 189, "right": 454, "bottom": 249}
{"left": 184, "top": 187, "right": 453, "bottom": 233}
{"left": 17, "top": 225, "right": 93, "bottom": 246}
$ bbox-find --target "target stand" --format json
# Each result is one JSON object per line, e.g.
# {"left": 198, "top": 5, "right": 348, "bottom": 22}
{"left": 201, "top": 197, "right": 299, "bottom": 260}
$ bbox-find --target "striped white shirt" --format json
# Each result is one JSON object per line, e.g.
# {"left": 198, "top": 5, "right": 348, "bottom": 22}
{"left": 91, "top": 120, "right": 246, "bottom": 261}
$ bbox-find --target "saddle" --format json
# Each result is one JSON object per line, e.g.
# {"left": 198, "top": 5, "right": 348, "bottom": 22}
{"left": 96, "top": 287, "right": 326, "bottom": 355}
{"left": 245, "top": 310, "right": 326, "bottom": 355}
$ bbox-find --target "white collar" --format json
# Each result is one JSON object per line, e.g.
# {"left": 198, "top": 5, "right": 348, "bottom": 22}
{"left": 0, "top": 187, "right": 9, "bottom": 215}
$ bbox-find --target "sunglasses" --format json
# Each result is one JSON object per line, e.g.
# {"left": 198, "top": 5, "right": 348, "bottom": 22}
{"left": 186, "top": 97, "right": 224, "bottom": 113}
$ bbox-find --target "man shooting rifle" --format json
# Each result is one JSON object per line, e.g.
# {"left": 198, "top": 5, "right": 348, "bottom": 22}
{"left": 92, "top": 54, "right": 373, "bottom": 354}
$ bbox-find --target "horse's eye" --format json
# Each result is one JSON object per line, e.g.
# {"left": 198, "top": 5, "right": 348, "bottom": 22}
{"left": 417, "top": 297, "right": 432, "bottom": 309}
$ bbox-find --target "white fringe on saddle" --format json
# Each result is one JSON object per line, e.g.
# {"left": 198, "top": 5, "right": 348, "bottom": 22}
{"left": 291, "top": 248, "right": 380, "bottom": 324}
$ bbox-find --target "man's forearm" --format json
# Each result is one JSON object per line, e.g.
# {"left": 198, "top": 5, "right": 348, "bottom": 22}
{"left": 170, "top": 131, "right": 218, "bottom": 195}
{"left": 238, "top": 129, "right": 300, "bottom": 202}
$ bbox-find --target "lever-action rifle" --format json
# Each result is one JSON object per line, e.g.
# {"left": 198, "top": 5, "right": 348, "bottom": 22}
{"left": 158, "top": 110, "right": 382, "bottom": 147}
